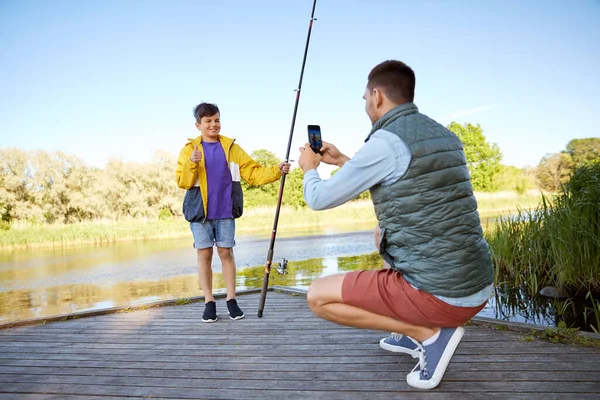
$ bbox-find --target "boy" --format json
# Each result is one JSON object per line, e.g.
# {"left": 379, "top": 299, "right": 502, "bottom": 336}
{"left": 176, "top": 102, "right": 290, "bottom": 322}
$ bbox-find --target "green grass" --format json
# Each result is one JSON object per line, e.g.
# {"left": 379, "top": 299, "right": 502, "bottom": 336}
{"left": 486, "top": 162, "right": 600, "bottom": 332}
{"left": 0, "top": 219, "right": 190, "bottom": 250}
{"left": 487, "top": 165, "right": 600, "bottom": 295}
{"left": 0, "top": 190, "right": 544, "bottom": 250}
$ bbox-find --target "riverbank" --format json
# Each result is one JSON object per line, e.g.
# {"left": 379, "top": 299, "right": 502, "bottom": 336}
{"left": 0, "top": 191, "right": 544, "bottom": 250}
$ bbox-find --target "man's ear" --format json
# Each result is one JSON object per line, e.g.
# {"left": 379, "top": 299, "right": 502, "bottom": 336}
{"left": 373, "top": 88, "right": 385, "bottom": 108}
{"left": 195, "top": 122, "right": 201, "bottom": 131}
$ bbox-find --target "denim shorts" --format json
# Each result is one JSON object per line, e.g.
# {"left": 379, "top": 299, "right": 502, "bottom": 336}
{"left": 190, "top": 219, "right": 236, "bottom": 249}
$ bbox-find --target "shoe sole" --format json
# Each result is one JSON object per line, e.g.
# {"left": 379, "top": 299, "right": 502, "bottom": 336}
{"left": 406, "top": 326, "right": 465, "bottom": 390}
{"left": 229, "top": 314, "right": 245, "bottom": 320}
{"left": 201, "top": 317, "right": 218, "bottom": 323}
{"left": 379, "top": 338, "right": 420, "bottom": 358}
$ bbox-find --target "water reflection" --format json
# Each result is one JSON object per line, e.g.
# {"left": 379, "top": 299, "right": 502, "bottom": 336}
{"left": 0, "top": 228, "right": 379, "bottom": 323}
{"left": 0, "top": 253, "right": 382, "bottom": 323}
{"left": 1, "top": 229, "right": 595, "bottom": 332}
{"left": 490, "top": 279, "right": 599, "bottom": 332}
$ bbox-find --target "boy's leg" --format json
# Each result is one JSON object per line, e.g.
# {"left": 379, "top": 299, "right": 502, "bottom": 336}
{"left": 214, "top": 218, "right": 237, "bottom": 299}
{"left": 214, "top": 219, "right": 244, "bottom": 320}
{"left": 217, "top": 246, "right": 236, "bottom": 300}
{"left": 190, "top": 221, "right": 217, "bottom": 302}
{"left": 197, "top": 248, "right": 214, "bottom": 302}
{"left": 218, "top": 246, "right": 244, "bottom": 319}
{"left": 307, "top": 273, "right": 437, "bottom": 342}
{"left": 190, "top": 221, "right": 219, "bottom": 322}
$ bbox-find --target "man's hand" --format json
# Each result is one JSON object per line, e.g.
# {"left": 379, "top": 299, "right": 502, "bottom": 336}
{"left": 190, "top": 144, "right": 202, "bottom": 164}
{"left": 279, "top": 162, "right": 291, "bottom": 174}
{"left": 320, "top": 140, "right": 350, "bottom": 167}
{"left": 298, "top": 143, "right": 321, "bottom": 172}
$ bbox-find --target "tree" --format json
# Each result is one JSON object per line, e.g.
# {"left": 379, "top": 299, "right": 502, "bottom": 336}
{"left": 535, "top": 152, "right": 574, "bottom": 192}
{"left": 241, "top": 149, "right": 281, "bottom": 208}
{"left": 565, "top": 138, "right": 600, "bottom": 167}
{"left": 0, "top": 148, "right": 45, "bottom": 223}
{"left": 447, "top": 122, "right": 502, "bottom": 192}
{"left": 493, "top": 165, "right": 536, "bottom": 194}
{"left": 29, "top": 150, "right": 101, "bottom": 223}
{"left": 141, "top": 150, "right": 181, "bottom": 218}
{"left": 282, "top": 168, "right": 306, "bottom": 208}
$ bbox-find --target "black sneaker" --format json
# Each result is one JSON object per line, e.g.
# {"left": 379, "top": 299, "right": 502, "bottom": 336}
{"left": 201, "top": 301, "right": 217, "bottom": 323}
{"left": 226, "top": 299, "right": 245, "bottom": 320}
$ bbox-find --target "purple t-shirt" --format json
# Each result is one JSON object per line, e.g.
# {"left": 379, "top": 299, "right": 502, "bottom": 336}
{"left": 202, "top": 141, "right": 233, "bottom": 220}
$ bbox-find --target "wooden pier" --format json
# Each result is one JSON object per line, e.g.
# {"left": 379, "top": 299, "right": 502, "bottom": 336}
{"left": 0, "top": 288, "right": 599, "bottom": 399}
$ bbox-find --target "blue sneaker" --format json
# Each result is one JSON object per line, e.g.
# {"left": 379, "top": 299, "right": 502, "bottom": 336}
{"left": 406, "top": 327, "right": 465, "bottom": 390}
{"left": 379, "top": 333, "right": 421, "bottom": 358}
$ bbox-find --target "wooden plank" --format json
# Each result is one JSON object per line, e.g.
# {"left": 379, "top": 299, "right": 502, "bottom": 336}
{"left": 0, "top": 291, "right": 598, "bottom": 400}
{"left": 0, "top": 358, "right": 599, "bottom": 372}
{"left": 1, "top": 380, "right": 599, "bottom": 397}
{"left": 1, "top": 373, "right": 599, "bottom": 392}
{"left": 0, "top": 394, "right": 592, "bottom": 400}
{"left": 0, "top": 345, "right": 591, "bottom": 357}
{"left": 0, "top": 351, "right": 593, "bottom": 364}
{"left": 0, "top": 342, "right": 583, "bottom": 354}
{"left": 0, "top": 367, "right": 598, "bottom": 383}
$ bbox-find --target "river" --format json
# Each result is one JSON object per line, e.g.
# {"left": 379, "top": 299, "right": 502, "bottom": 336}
{"left": 0, "top": 226, "right": 556, "bottom": 328}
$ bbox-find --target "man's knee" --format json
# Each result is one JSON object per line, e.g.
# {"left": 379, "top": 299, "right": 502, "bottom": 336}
{"left": 307, "top": 274, "right": 344, "bottom": 313}
{"left": 306, "top": 281, "right": 323, "bottom": 312}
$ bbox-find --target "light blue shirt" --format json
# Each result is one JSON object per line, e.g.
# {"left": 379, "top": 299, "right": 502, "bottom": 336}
{"left": 303, "top": 129, "right": 493, "bottom": 307}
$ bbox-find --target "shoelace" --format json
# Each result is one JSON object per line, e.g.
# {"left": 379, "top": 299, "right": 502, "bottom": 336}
{"left": 410, "top": 342, "right": 429, "bottom": 378}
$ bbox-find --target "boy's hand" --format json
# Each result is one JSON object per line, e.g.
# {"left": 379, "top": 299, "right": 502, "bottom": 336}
{"left": 190, "top": 144, "right": 202, "bottom": 163}
{"left": 278, "top": 162, "right": 291, "bottom": 174}
{"left": 320, "top": 141, "right": 349, "bottom": 167}
{"left": 298, "top": 143, "right": 321, "bottom": 172}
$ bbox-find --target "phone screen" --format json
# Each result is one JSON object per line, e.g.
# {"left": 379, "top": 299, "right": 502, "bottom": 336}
{"left": 307, "top": 125, "right": 322, "bottom": 154}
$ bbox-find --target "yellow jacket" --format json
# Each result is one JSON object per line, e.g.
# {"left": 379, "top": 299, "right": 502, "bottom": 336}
{"left": 176, "top": 135, "right": 282, "bottom": 222}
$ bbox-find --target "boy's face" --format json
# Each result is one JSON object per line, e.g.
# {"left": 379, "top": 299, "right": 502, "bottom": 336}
{"left": 195, "top": 113, "right": 221, "bottom": 142}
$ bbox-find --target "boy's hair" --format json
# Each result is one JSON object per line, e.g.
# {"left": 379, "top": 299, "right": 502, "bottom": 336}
{"left": 367, "top": 60, "right": 416, "bottom": 103}
{"left": 193, "top": 103, "right": 220, "bottom": 123}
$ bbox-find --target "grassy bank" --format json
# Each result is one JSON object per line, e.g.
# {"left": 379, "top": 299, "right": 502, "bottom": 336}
{"left": 486, "top": 163, "right": 600, "bottom": 332}
{"left": 0, "top": 191, "right": 544, "bottom": 250}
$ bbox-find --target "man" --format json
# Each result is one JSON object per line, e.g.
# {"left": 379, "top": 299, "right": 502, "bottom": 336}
{"left": 297, "top": 60, "right": 494, "bottom": 390}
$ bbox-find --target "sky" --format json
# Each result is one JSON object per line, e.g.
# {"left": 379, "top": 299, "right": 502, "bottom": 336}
{"left": 1, "top": 0, "right": 599, "bottom": 171}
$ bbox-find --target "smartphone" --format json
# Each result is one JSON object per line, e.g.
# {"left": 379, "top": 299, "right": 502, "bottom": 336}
{"left": 307, "top": 125, "right": 322, "bottom": 154}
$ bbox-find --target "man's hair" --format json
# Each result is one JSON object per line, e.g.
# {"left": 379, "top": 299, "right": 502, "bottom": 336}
{"left": 367, "top": 60, "right": 416, "bottom": 103}
{"left": 193, "top": 103, "right": 220, "bottom": 123}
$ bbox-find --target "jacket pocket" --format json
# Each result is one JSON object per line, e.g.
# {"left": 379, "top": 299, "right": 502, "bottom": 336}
{"left": 183, "top": 187, "right": 205, "bottom": 222}
{"left": 231, "top": 181, "right": 243, "bottom": 219}
{"left": 379, "top": 227, "right": 396, "bottom": 268}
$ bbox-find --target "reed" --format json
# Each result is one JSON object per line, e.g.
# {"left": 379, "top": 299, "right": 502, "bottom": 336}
{"left": 486, "top": 162, "right": 600, "bottom": 332}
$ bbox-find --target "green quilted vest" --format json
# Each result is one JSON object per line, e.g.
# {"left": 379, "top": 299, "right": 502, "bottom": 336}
{"left": 368, "top": 103, "right": 494, "bottom": 297}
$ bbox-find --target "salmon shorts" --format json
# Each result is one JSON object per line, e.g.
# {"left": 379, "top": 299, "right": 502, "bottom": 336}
{"left": 341, "top": 269, "right": 486, "bottom": 328}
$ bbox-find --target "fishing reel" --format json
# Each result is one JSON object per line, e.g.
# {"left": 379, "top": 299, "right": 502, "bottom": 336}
{"left": 275, "top": 258, "right": 289, "bottom": 275}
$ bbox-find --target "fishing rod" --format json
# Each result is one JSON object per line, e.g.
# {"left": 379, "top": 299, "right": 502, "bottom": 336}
{"left": 257, "top": 0, "right": 318, "bottom": 318}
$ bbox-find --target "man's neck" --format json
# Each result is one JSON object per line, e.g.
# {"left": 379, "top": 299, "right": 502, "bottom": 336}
{"left": 375, "top": 102, "right": 402, "bottom": 123}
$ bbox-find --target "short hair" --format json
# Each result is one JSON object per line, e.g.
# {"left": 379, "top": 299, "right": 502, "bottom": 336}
{"left": 367, "top": 60, "right": 415, "bottom": 103}
{"left": 193, "top": 103, "right": 220, "bottom": 123}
